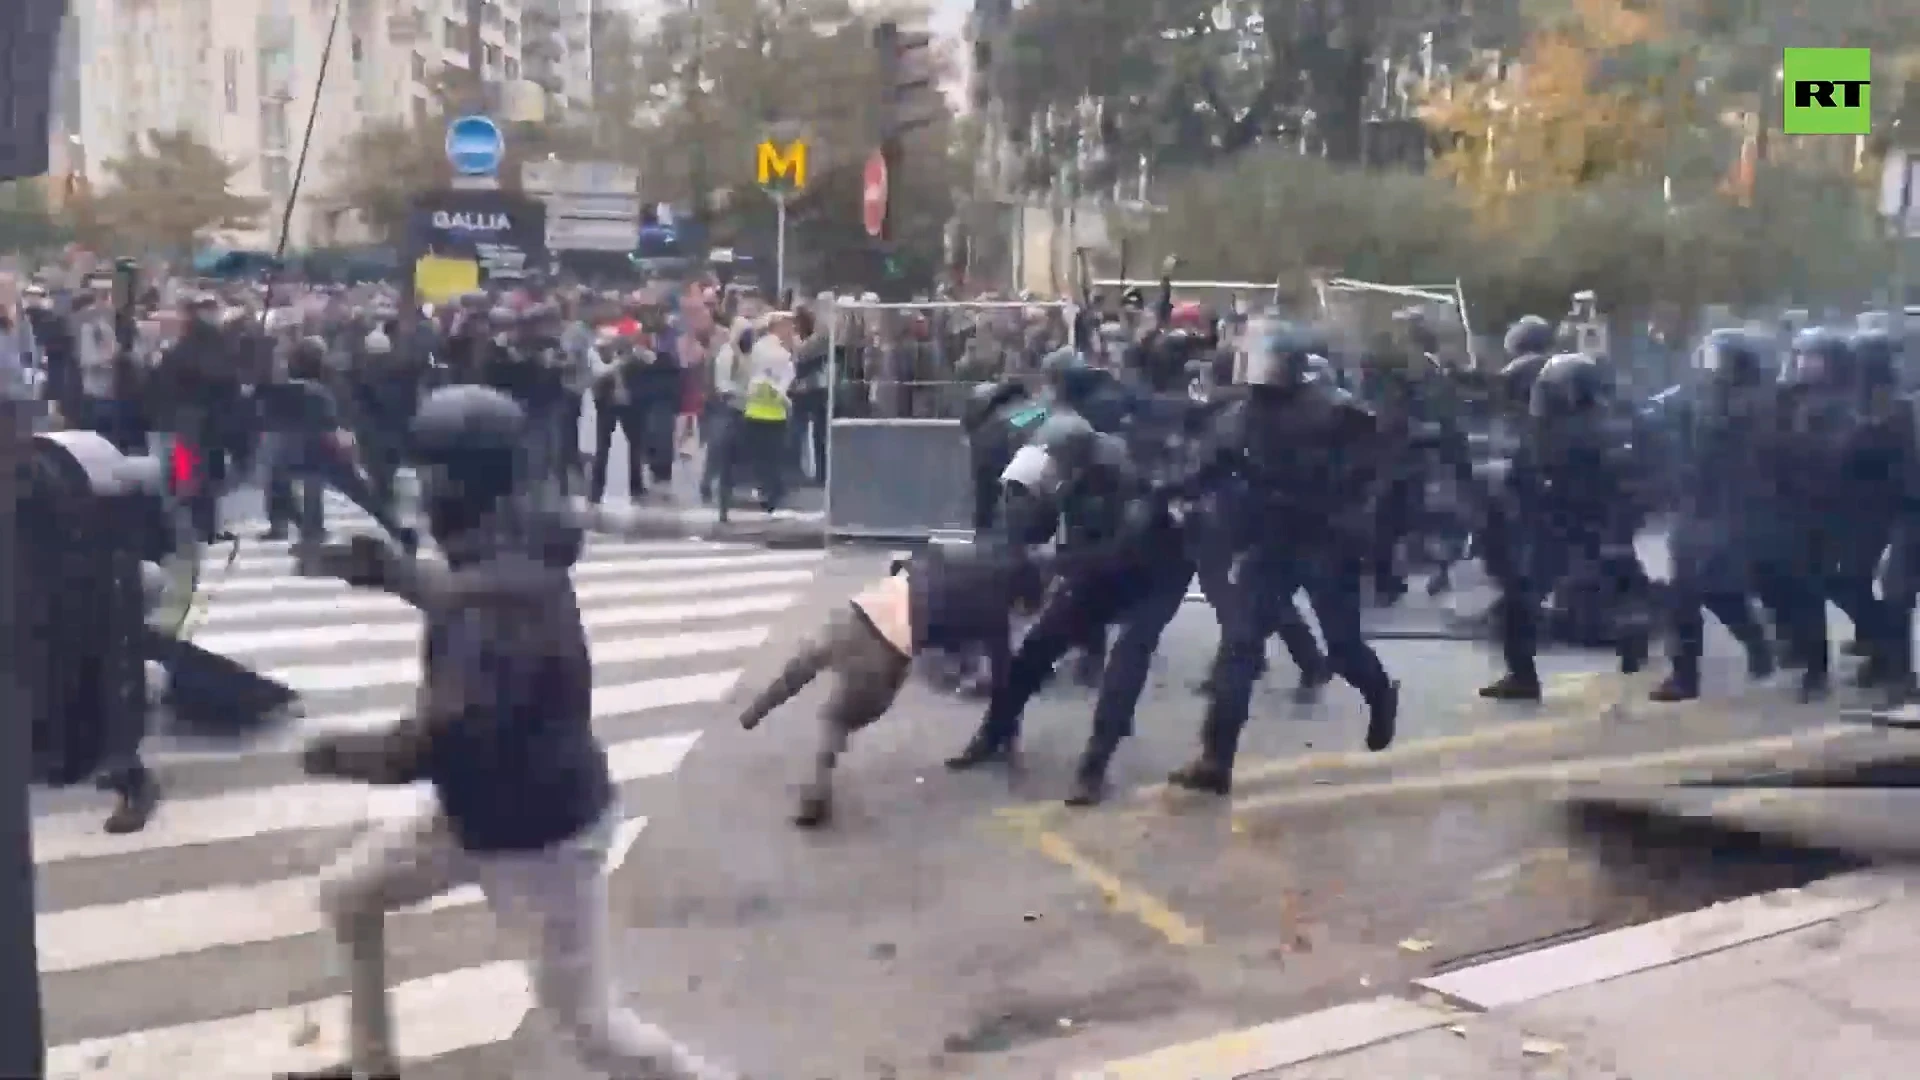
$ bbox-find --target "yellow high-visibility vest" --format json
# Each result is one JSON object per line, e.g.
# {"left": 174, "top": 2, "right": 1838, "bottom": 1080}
{"left": 744, "top": 380, "right": 788, "bottom": 421}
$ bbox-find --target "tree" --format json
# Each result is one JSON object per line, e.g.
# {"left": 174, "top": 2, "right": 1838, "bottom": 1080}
{"left": 620, "top": 0, "right": 960, "bottom": 288}
{"left": 81, "top": 129, "right": 266, "bottom": 255}
{"left": 0, "top": 178, "right": 69, "bottom": 253}
{"left": 996, "top": 0, "right": 1531, "bottom": 188}
{"left": 325, "top": 71, "right": 601, "bottom": 241}
{"left": 1420, "top": 0, "right": 1675, "bottom": 212}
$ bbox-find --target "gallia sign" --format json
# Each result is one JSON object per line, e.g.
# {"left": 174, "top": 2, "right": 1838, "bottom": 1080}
{"left": 432, "top": 211, "right": 511, "bottom": 231}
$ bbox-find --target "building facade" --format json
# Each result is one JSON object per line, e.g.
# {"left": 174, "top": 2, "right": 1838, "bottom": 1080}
{"left": 54, "top": 0, "right": 550, "bottom": 249}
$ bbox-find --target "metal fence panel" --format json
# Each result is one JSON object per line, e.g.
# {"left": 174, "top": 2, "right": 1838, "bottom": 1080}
{"left": 823, "top": 299, "right": 1072, "bottom": 542}
{"left": 824, "top": 419, "right": 973, "bottom": 540}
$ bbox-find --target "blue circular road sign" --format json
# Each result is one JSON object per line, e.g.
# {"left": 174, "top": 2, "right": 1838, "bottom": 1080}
{"left": 445, "top": 115, "right": 505, "bottom": 177}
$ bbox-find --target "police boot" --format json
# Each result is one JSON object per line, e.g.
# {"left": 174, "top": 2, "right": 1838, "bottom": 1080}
{"left": 945, "top": 729, "right": 1016, "bottom": 771}
{"left": 1167, "top": 756, "right": 1233, "bottom": 796}
{"left": 1364, "top": 679, "right": 1400, "bottom": 752}
{"left": 1744, "top": 639, "right": 1776, "bottom": 681}
{"left": 1478, "top": 671, "right": 1542, "bottom": 702}
{"left": 1063, "top": 743, "right": 1118, "bottom": 807}
{"left": 1798, "top": 665, "right": 1830, "bottom": 702}
{"left": 102, "top": 767, "right": 160, "bottom": 835}
{"left": 792, "top": 786, "right": 833, "bottom": 829}
{"left": 1648, "top": 660, "right": 1701, "bottom": 703}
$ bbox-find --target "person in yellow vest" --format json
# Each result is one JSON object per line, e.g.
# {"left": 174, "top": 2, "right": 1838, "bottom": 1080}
{"left": 733, "top": 309, "right": 796, "bottom": 517}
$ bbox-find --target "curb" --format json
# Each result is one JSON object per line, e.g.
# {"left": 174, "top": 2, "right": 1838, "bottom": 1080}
{"left": 1065, "top": 870, "right": 1887, "bottom": 1080}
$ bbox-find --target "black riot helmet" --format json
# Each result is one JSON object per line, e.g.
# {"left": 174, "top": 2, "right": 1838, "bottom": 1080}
{"left": 1784, "top": 326, "right": 1854, "bottom": 388}
{"left": 1503, "top": 315, "right": 1555, "bottom": 358}
{"left": 1695, "top": 328, "right": 1768, "bottom": 386}
{"left": 1001, "top": 411, "right": 1097, "bottom": 498}
{"left": 408, "top": 385, "right": 528, "bottom": 543}
{"left": 1528, "top": 353, "right": 1607, "bottom": 419}
{"left": 1239, "top": 317, "right": 1323, "bottom": 389}
{"left": 1498, "top": 352, "right": 1552, "bottom": 410}
{"left": 1851, "top": 328, "right": 1901, "bottom": 395}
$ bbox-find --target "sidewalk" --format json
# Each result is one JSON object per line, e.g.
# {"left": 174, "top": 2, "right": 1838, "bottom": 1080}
{"left": 1071, "top": 868, "right": 1919, "bottom": 1079}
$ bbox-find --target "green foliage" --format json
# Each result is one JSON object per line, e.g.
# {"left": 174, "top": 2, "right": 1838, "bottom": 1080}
{"left": 86, "top": 130, "right": 267, "bottom": 255}
{"left": 0, "top": 179, "right": 71, "bottom": 254}
{"left": 1141, "top": 151, "right": 1891, "bottom": 345}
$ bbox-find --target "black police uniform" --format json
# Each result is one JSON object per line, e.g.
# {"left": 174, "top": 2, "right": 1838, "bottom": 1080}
{"left": 946, "top": 414, "right": 1196, "bottom": 805}
{"left": 1479, "top": 353, "right": 1653, "bottom": 700}
{"left": 1172, "top": 323, "right": 1399, "bottom": 795}
{"left": 1651, "top": 330, "right": 1778, "bottom": 700}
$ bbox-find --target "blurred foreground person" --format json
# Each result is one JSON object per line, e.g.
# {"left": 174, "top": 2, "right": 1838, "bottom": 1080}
{"left": 291, "top": 385, "right": 737, "bottom": 1080}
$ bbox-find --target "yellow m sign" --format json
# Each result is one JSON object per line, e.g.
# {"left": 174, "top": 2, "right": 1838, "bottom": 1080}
{"left": 756, "top": 141, "right": 807, "bottom": 189}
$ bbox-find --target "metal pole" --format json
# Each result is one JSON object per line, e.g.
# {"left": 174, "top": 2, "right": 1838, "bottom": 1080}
{"left": 0, "top": 391, "right": 44, "bottom": 1079}
{"left": 774, "top": 193, "right": 787, "bottom": 298}
{"left": 1894, "top": 154, "right": 1913, "bottom": 344}
{"left": 466, "top": 0, "right": 487, "bottom": 112}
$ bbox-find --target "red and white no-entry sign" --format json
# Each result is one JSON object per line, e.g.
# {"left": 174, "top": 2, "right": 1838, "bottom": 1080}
{"left": 862, "top": 150, "right": 889, "bottom": 238}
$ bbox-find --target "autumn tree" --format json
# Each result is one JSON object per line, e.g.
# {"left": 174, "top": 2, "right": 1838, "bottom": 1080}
{"left": 81, "top": 129, "right": 267, "bottom": 255}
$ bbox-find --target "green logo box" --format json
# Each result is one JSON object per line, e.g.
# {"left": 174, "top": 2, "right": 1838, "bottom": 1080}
{"left": 1783, "top": 48, "right": 1872, "bottom": 135}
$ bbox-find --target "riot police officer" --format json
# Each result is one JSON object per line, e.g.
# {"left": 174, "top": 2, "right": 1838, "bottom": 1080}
{"left": 1480, "top": 352, "right": 1653, "bottom": 700}
{"left": 946, "top": 412, "right": 1197, "bottom": 805}
{"left": 1170, "top": 319, "right": 1400, "bottom": 796}
{"left": 1650, "top": 329, "right": 1778, "bottom": 701}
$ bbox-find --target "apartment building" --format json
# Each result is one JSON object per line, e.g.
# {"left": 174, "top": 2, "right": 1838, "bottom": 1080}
{"left": 54, "top": 0, "right": 555, "bottom": 249}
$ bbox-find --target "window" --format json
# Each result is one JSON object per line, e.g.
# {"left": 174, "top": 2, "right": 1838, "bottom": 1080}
{"left": 264, "top": 156, "right": 292, "bottom": 199}
{"left": 503, "top": 57, "right": 518, "bottom": 79}
{"left": 443, "top": 16, "right": 460, "bottom": 47}
{"left": 503, "top": 20, "right": 516, "bottom": 45}
{"left": 484, "top": 43, "right": 501, "bottom": 69}
{"left": 412, "top": 95, "right": 429, "bottom": 126}
{"left": 223, "top": 49, "right": 241, "bottom": 113}
{"left": 350, "top": 37, "right": 363, "bottom": 63}
{"left": 412, "top": 52, "right": 427, "bottom": 80}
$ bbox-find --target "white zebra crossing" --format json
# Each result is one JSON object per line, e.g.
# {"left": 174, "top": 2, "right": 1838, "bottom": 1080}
{"left": 36, "top": 499, "right": 821, "bottom": 1078}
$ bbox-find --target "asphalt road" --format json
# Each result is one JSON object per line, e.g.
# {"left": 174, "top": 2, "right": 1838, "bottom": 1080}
{"left": 619, "top": 550, "right": 1880, "bottom": 1080}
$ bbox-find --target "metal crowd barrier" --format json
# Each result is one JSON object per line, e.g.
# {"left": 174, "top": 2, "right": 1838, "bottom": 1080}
{"left": 821, "top": 299, "right": 1072, "bottom": 543}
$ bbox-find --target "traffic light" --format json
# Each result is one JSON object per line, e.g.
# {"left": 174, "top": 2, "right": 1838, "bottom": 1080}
{"left": 873, "top": 20, "right": 938, "bottom": 139}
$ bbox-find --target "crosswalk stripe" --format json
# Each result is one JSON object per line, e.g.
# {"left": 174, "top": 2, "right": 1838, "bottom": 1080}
{"left": 192, "top": 567, "right": 821, "bottom": 617}
{"left": 203, "top": 546, "right": 827, "bottom": 583}
{"left": 35, "top": 732, "right": 699, "bottom": 866}
{"left": 151, "top": 669, "right": 743, "bottom": 762}
{"left": 46, "top": 961, "right": 532, "bottom": 1077}
{"left": 264, "top": 627, "right": 769, "bottom": 695}
{"left": 39, "top": 532, "right": 818, "bottom": 1073}
{"left": 38, "top": 816, "right": 651, "bottom": 975}
{"left": 194, "top": 592, "right": 802, "bottom": 656}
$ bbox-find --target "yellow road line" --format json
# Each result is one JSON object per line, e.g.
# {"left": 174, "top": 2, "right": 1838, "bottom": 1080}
{"left": 1228, "top": 724, "right": 1858, "bottom": 819}
{"left": 1140, "top": 671, "right": 1622, "bottom": 800}
{"left": 990, "top": 814, "right": 1208, "bottom": 948}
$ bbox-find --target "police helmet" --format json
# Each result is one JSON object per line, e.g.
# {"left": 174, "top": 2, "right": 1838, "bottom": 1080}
{"left": 1503, "top": 315, "right": 1555, "bottom": 358}
{"left": 1240, "top": 318, "right": 1321, "bottom": 387}
{"left": 1851, "top": 328, "right": 1900, "bottom": 391}
{"left": 1784, "top": 326, "right": 1853, "bottom": 385}
{"left": 1002, "top": 412, "right": 1096, "bottom": 496}
{"left": 1694, "top": 328, "right": 1767, "bottom": 384}
{"left": 1527, "top": 353, "right": 1606, "bottom": 418}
